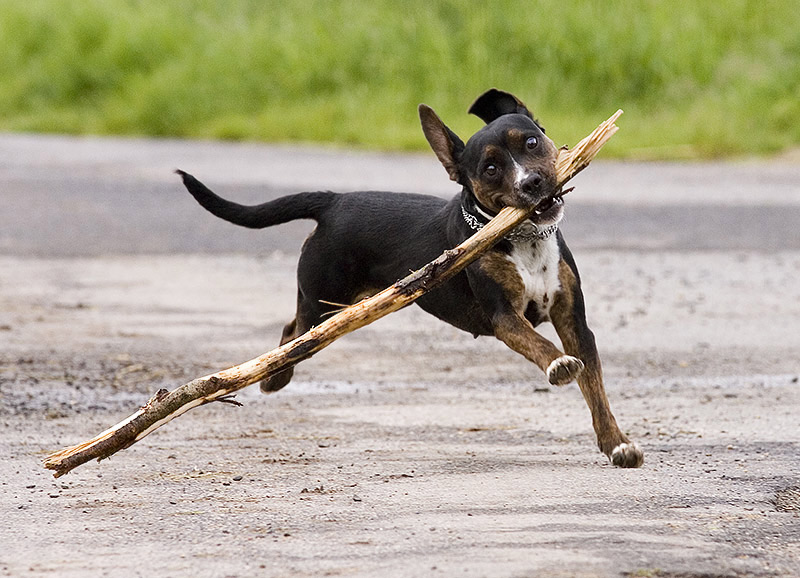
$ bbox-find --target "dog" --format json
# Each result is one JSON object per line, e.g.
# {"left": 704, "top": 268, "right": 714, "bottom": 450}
{"left": 177, "top": 89, "right": 643, "bottom": 468}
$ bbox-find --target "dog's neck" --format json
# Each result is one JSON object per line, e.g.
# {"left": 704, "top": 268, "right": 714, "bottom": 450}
{"left": 460, "top": 190, "right": 558, "bottom": 242}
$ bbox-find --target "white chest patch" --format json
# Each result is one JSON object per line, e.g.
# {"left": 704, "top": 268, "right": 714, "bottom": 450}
{"left": 506, "top": 234, "right": 561, "bottom": 320}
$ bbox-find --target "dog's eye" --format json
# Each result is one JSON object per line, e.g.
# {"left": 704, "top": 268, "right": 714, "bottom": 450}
{"left": 526, "top": 136, "right": 538, "bottom": 150}
{"left": 484, "top": 164, "right": 498, "bottom": 177}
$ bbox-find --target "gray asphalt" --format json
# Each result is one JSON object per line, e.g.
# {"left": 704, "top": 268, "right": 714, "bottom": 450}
{"left": 2, "top": 133, "right": 800, "bottom": 256}
{"left": 2, "top": 134, "right": 800, "bottom": 578}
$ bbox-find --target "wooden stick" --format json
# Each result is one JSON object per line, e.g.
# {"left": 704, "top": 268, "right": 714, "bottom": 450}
{"left": 43, "top": 110, "right": 621, "bottom": 477}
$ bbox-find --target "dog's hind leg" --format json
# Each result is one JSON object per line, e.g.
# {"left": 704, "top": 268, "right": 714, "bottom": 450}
{"left": 259, "top": 287, "right": 329, "bottom": 393}
{"left": 259, "top": 318, "right": 301, "bottom": 393}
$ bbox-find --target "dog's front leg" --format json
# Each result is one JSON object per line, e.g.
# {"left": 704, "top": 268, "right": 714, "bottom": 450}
{"left": 550, "top": 259, "right": 644, "bottom": 468}
{"left": 468, "top": 259, "right": 584, "bottom": 385}
{"left": 492, "top": 312, "right": 585, "bottom": 385}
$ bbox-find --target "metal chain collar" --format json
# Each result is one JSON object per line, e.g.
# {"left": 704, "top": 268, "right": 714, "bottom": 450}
{"left": 460, "top": 205, "right": 558, "bottom": 242}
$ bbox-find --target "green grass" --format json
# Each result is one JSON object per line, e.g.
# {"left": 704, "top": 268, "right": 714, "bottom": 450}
{"left": 2, "top": 0, "right": 799, "bottom": 158}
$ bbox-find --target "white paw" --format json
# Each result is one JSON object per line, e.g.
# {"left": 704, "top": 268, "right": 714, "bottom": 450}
{"left": 611, "top": 443, "right": 644, "bottom": 468}
{"left": 546, "top": 355, "right": 584, "bottom": 386}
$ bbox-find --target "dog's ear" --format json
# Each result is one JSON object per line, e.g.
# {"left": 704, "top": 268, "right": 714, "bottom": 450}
{"left": 469, "top": 88, "right": 543, "bottom": 131}
{"left": 419, "top": 104, "right": 465, "bottom": 182}
{"left": 469, "top": 88, "right": 531, "bottom": 122}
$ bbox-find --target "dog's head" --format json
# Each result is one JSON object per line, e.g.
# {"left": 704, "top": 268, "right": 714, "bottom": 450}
{"left": 419, "top": 89, "right": 561, "bottom": 226}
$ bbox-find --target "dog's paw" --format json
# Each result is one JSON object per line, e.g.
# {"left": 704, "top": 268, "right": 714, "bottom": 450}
{"left": 259, "top": 368, "right": 293, "bottom": 394}
{"left": 546, "top": 355, "right": 584, "bottom": 386}
{"left": 611, "top": 443, "right": 644, "bottom": 468}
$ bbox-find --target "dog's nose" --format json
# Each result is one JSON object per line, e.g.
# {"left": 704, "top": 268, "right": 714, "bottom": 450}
{"left": 520, "top": 173, "right": 543, "bottom": 196}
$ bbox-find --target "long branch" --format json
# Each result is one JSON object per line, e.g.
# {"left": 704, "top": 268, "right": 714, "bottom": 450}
{"left": 43, "top": 110, "right": 621, "bottom": 477}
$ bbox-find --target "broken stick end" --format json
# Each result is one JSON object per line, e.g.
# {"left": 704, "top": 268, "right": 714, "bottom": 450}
{"left": 44, "top": 443, "right": 97, "bottom": 477}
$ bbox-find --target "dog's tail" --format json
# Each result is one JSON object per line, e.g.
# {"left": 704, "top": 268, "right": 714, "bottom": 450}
{"left": 176, "top": 170, "right": 336, "bottom": 229}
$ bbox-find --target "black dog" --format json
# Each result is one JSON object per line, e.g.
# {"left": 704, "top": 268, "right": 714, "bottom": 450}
{"left": 177, "top": 89, "right": 643, "bottom": 468}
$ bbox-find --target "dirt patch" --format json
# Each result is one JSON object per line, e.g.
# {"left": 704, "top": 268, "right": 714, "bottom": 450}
{"left": 773, "top": 487, "right": 800, "bottom": 513}
{"left": 2, "top": 250, "right": 800, "bottom": 577}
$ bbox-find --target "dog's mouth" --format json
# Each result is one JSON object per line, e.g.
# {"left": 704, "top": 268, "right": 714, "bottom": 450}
{"left": 528, "top": 186, "right": 571, "bottom": 224}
